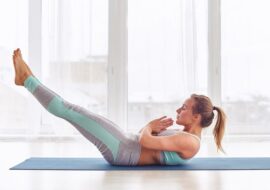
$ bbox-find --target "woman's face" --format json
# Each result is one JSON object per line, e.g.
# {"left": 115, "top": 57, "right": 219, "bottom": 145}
{"left": 176, "top": 98, "right": 196, "bottom": 127}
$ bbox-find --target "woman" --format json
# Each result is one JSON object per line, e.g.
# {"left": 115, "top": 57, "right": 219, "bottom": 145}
{"left": 12, "top": 48, "right": 226, "bottom": 166}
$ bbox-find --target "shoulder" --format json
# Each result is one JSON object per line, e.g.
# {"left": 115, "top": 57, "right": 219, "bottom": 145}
{"left": 177, "top": 132, "right": 200, "bottom": 158}
{"left": 161, "top": 133, "right": 200, "bottom": 152}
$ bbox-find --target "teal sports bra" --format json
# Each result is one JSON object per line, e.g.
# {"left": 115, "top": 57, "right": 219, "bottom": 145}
{"left": 161, "top": 151, "right": 191, "bottom": 165}
{"left": 158, "top": 129, "right": 201, "bottom": 165}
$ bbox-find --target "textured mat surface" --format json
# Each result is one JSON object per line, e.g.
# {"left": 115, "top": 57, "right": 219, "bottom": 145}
{"left": 10, "top": 157, "right": 270, "bottom": 170}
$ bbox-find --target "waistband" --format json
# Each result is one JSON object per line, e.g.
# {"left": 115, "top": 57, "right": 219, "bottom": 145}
{"left": 114, "top": 133, "right": 142, "bottom": 166}
{"left": 159, "top": 151, "right": 165, "bottom": 165}
{"left": 132, "top": 134, "right": 142, "bottom": 165}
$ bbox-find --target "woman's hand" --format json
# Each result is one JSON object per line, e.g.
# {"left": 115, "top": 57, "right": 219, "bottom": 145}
{"left": 146, "top": 116, "right": 174, "bottom": 133}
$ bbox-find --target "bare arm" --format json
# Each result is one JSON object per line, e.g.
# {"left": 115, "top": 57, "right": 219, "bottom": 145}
{"left": 139, "top": 116, "right": 197, "bottom": 153}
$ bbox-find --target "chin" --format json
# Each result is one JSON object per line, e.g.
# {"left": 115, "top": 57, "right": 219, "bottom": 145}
{"left": 176, "top": 120, "right": 183, "bottom": 125}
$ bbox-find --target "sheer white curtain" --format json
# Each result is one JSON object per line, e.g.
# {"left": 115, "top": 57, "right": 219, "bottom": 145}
{"left": 127, "top": 0, "right": 208, "bottom": 131}
{"left": 0, "top": 0, "right": 30, "bottom": 135}
{"left": 41, "top": 0, "right": 108, "bottom": 135}
{"left": 1, "top": 0, "right": 269, "bottom": 137}
{"left": 222, "top": 0, "right": 270, "bottom": 134}
{"left": 0, "top": 0, "right": 208, "bottom": 135}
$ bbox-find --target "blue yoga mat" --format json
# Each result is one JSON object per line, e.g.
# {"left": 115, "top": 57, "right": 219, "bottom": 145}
{"left": 10, "top": 157, "right": 270, "bottom": 170}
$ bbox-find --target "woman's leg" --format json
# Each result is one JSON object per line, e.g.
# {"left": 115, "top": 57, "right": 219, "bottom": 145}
{"left": 12, "top": 49, "right": 141, "bottom": 165}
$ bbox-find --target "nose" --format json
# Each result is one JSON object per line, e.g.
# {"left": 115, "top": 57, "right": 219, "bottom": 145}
{"left": 176, "top": 108, "right": 181, "bottom": 113}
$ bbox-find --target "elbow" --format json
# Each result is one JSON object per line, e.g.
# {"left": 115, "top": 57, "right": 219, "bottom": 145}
{"left": 139, "top": 135, "right": 151, "bottom": 148}
{"left": 139, "top": 135, "right": 146, "bottom": 146}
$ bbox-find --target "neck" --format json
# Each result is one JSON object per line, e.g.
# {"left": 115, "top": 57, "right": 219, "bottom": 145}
{"left": 183, "top": 124, "right": 202, "bottom": 136}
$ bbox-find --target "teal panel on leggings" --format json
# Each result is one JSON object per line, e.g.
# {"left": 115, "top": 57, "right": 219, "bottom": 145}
{"left": 47, "top": 97, "right": 120, "bottom": 160}
{"left": 24, "top": 76, "right": 41, "bottom": 93}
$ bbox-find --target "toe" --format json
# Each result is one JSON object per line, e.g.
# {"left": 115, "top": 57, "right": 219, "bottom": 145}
{"left": 18, "top": 49, "right": 22, "bottom": 57}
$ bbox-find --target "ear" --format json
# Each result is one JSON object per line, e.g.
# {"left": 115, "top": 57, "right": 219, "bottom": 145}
{"left": 192, "top": 113, "right": 201, "bottom": 123}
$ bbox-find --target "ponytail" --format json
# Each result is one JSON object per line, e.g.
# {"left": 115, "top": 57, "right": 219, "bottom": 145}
{"left": 213, "top": 106, "right": 226, "bottom": 154}
{"left": 190, "top": 94, "right": 227, "bottom": 154}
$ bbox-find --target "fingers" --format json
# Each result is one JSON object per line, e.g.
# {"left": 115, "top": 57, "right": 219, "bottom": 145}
{"left": 158, "top": 116, "right": 173, "bottom": 121}
{"left": 163, "top": 121, "right": 173, "bottom": 127}
{"left": 161, "top": 117, "right": 173, "bottom": 123}
{"left": 157, "top": 116, "right": 174, "bottom": 124}
{"left": 160, "top": 118, "right": 174, "bottom": 128}
{"left": 158, "top": 116, "right": 167, "bottom": 120}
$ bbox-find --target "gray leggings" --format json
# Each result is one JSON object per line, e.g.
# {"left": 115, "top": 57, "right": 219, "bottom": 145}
{"left": 24, "top": 76, "right": 141, "bottom": 165}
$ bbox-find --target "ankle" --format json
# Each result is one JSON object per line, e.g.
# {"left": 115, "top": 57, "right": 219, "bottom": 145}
{"left": 22, "top": 72, "right": 32, "bottom": 83}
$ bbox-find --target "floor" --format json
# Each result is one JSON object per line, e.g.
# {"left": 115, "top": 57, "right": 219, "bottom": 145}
{"left": 1, "top": 136, "right": 270, "bottom": 190}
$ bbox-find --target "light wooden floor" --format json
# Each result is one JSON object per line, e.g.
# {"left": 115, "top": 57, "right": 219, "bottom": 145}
{"left": 1, "top": 137, "right": 270, "bottom": 190}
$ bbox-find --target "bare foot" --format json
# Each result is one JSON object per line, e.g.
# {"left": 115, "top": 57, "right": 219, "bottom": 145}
{"left": 12, "top": 48, "right": 33, "bottom": 86}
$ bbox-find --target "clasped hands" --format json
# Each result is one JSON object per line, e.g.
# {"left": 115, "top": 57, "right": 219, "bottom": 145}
{"left": 146, "top": 116, "right": 174, "bottom": 134}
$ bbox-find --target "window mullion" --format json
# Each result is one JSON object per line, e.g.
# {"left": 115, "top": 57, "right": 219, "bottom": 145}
{"left": 208, "top": 0, "right": 221, "bottom": 106}
{"left": 28, "top": 0, "right": 43, "bottom": 134}
{"left": 108, "top": 0, "right": 128, "bottom": 130}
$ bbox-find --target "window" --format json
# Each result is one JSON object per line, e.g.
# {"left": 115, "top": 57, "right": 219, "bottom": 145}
{"left": 127, "top": 0, "right": 208, "bottom": 131}
{"left": 41, "top": 0, "right": 109, "bottom": 135}
{"left": 222, "top": 0, "right": 270, "bottom": 134}
{"left": 1, "top": 0, "right": 268, "bottom": 136}
{"left": 0, "top": 0, "right": 29, "bottom": 134}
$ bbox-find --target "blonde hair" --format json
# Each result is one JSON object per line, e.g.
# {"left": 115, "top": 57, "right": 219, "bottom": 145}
{"left": 190, "top": 94, "right": 227, "bottom": 153}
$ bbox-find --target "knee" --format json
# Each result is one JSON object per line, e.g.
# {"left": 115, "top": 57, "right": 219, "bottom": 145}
{"left": 47, "top": 97, "right": 68, "bottom": 117}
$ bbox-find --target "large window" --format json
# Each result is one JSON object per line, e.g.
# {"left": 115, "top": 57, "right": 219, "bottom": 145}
{"left": 1, "top": 0, "right": 269, "bottom": 136}
{"left": 0, "top": 0, "right": 29, "bottom": 134}
{"left": 128, "top": 0, "right": 208, "bottom": 131}
{"left": 41, "top": 0, "right": 108, "bottom": 135}
{"left": 222, "top": 0, "right": 270, "bottom": 134}
{"left": 0, "top": 0, "right": 108, "bottom": 135}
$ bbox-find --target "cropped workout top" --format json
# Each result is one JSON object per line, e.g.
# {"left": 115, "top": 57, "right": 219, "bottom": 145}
{"left": 157, "top": 129, "right": 201, "bottom": 165}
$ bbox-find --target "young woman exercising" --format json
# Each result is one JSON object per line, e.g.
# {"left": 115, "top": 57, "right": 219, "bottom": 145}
{"left": 12, "top": 48, "right": 226, "bottom": 166}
